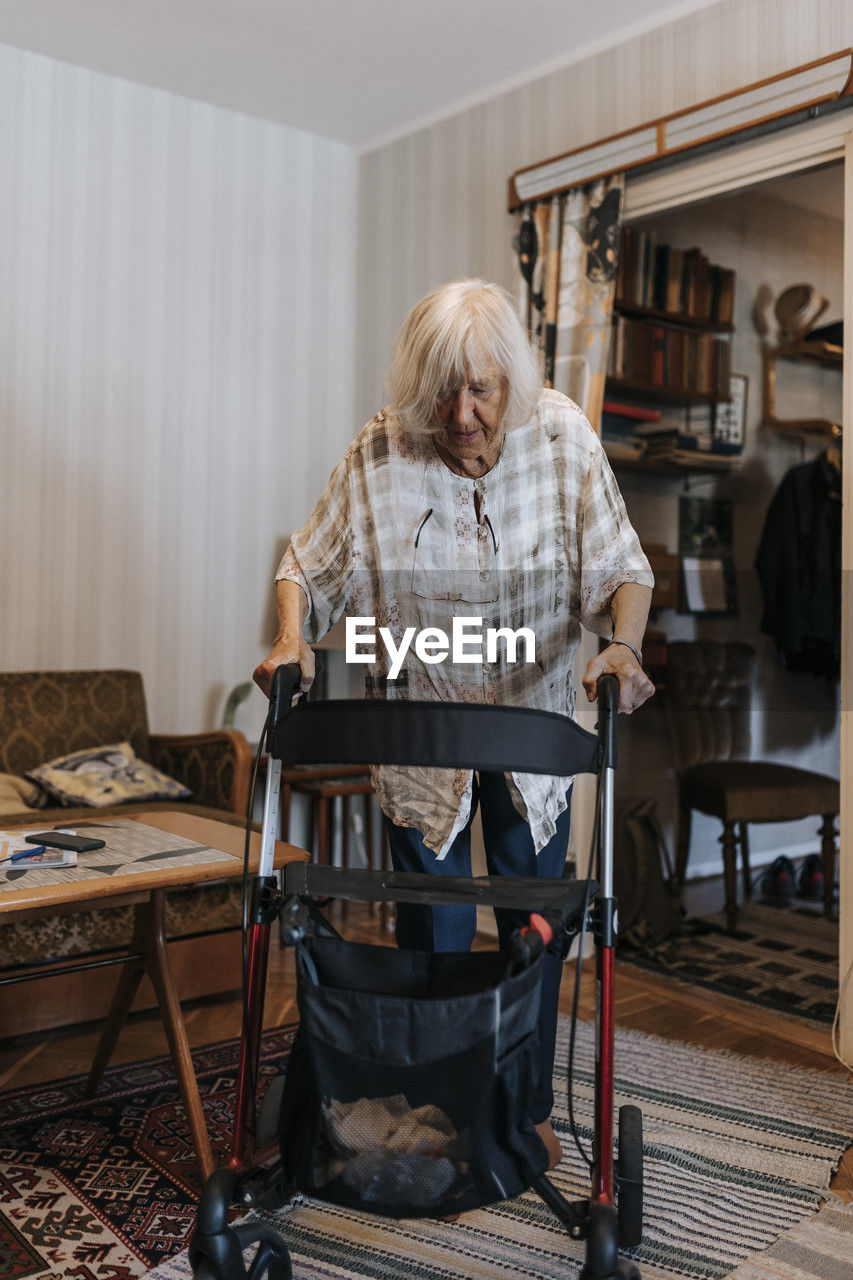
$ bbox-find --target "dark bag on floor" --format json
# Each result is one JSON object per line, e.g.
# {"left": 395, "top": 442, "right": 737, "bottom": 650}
{"left": 614, "top": 797, "right": 682, "bottom": 954}
{"left": 278, "top": 934, "right": 548, "bottom": 1218}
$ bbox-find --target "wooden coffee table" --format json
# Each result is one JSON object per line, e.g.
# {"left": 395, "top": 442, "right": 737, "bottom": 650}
{"left": 0, "top": 810, "right": 308, "bottom": 1179}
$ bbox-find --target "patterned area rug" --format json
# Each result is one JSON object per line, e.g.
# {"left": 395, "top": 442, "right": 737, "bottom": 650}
{"left": 3, "top": 1015, "right": 850, "bottom": 1280}
{"left": 618, "top": 901, "right": 838, "bottom": 1024}
{"left": 0, "top": 1029, "right": 289, "bottom": 1279}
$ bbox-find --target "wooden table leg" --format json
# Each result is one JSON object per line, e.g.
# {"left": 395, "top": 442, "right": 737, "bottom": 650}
{"left": 84, "top": 949, "right": 146, "bottom": 1098}
{"left": 142, "top": 889, "right": 216, "bottom": 1181}
{"left": 84, "top": 890, "right": 215, "bottom": 1179}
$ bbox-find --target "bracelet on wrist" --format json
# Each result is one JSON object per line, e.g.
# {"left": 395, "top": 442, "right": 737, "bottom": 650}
{"left": 608, "top": 638, "right": 643, "bottom": 668}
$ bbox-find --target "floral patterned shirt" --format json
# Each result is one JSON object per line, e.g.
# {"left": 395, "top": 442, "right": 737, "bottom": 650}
{"left": 277, "top": 389, "right": 652, "bottom": 856}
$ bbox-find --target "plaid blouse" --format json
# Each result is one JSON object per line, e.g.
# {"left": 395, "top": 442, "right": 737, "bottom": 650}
{"left": 277, "top": 389, "right": 652, "bottom": 856}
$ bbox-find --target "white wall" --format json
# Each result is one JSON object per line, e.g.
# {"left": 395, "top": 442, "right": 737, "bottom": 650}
{"left": 0, "top": 42, "right": 358, "bottom": 735}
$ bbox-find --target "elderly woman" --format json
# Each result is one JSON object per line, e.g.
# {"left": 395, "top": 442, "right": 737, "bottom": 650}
{"left": 255, "top": 279, "right": 654, "bottom": 1173}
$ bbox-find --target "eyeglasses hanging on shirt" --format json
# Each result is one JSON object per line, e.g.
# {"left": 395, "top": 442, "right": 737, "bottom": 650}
{"left": 413, "top": 506, "right": 499, "bottom": 554}
{"left": 410, "top": 503, "right": 500, "bottom": 603}
{"left": 414, "top": 508, "right": 433, "bottom": 547}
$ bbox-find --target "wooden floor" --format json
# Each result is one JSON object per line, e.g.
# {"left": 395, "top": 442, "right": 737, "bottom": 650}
{"left": 1, "top": 890, "right": 850, "bottom": 1201}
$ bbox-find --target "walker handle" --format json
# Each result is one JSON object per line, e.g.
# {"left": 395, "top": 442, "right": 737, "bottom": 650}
{"left": 267, "top": 663, "right": 302, "bottom": 748}
{"left": 597, "top": 673, "right": 618, "bottom": 769}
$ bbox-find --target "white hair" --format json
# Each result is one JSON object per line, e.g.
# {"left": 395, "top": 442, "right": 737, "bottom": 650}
{"left": 386, "top": 279, "right": 542, "bottom": 437}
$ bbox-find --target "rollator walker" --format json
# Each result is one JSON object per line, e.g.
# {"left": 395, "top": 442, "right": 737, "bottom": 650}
{"left": 189, "top": 666, "right": 643, "bottom": 1280}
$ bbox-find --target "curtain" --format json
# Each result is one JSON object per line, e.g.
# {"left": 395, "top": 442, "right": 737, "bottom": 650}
{"left": 514, "top": 174, "right": 624, "bottom": 432}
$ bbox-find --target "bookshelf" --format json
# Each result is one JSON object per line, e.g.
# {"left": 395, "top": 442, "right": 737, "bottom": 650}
{"left": 606, "top": 377, "right": 726, "bottom": 406}
{"left": 602, "top": 446, "right": 742, "bottom": 477}
{"left": 604, "top": 228, "right": 738, "bottom": 474}
{"left": 612, "top": 300, "right": 733, "bottom": 333}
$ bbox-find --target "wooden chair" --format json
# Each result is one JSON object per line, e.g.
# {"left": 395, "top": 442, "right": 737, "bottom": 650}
{"left": 281, "top": 765, "right": 392, "bottom": 925}
{"left": 662, "top": 640, "right": 838, "bottom": 929}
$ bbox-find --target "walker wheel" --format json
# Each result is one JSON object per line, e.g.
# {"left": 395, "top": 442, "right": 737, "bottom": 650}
{"left": 190, "top": 1233, "right": 292, "bottom": 1280}
{"left": 580, "top": 1201, "right": 621, "bottom": 1278}
{"left": 616, "top": 1104, "right": 643, "bottom": 1248}
{"left": 190, "top": 1167, "right": 293, "bottom": 1280}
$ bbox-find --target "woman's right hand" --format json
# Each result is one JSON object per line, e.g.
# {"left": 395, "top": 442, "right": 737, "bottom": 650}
{"left": 252, "top": 637, "right": 315, "bottom": 699}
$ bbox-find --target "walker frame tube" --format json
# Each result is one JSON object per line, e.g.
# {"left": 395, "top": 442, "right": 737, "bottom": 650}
{"left": 592, "top": 697, "right": 618, "bottom": 1210}
{"left": 229, "top": 668, "right": 296, "bottom": 1171}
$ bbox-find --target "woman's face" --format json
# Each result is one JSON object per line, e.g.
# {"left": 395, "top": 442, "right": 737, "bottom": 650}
{"left": 432, "top": 366, "right": 506, "bottom": 476}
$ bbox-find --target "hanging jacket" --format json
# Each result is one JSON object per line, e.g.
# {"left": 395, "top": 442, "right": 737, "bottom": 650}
{"left": 754, "top": 451, "right": 841, "bottom": 679}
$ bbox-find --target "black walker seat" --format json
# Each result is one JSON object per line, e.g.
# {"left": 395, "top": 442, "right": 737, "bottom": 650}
{"left": 189, "top": 669, "right": 642, "bottom": 1280}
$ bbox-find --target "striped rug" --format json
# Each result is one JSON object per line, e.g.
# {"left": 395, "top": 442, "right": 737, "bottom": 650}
{"left": 148, "top": 1017, "right": 853, "bottom": 1280}
{"left": 729, "top": 1197, "right": 853, "bottom": 1280}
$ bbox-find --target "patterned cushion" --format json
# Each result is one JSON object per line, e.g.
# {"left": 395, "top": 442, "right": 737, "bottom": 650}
{"left": 0, "top": 772, "right": 43, "bottom": 815}
{"left": 26, "top": 742, "right": 191, "bottom": 808}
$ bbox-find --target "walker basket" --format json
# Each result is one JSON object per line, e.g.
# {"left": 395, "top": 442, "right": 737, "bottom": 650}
{"left": 278, "top": 933, "right": 549, "bottom": 1218}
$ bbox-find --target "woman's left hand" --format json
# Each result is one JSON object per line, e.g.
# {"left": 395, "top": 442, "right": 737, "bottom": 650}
{"left": 581, "top": 644, "right": 655, "bottom": 714}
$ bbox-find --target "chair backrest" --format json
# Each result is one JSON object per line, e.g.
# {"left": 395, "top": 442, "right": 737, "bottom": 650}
{"left": 270, "top": 697, "right": 603, "bottom": 777}
{"left": 662, "top": 641, "right": 755, "bottom": 770}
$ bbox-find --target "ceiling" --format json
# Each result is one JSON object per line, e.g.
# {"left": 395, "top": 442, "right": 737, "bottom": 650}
{"left": 762, "top": 164, "right": 845, "bottom": 223}
{"left": 0, "top": 0, "right": 723, "bottom": 151}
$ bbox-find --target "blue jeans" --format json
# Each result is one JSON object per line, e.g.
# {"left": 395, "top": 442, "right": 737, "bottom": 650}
{"left": 383, "top": 772, "right": 571, "bottom": 1124}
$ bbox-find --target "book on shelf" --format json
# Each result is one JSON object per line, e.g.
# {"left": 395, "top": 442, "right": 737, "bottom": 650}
{"left": 602, "top": 438, "right": 648, "bottom": 463}
{"left": 601, "top": 400, "right": 662, "bottom": 438}
{"left": 681, "top": 247, "right": 703, "bottom": 317}
{"left": 670, "top": 449, "right": 740, "bottom": 470}
{"left": 651, "top": 243, "right": 669, "bottom": 312}
{"left": 602, "top": 414, "right": 680, "bottom": 460}
{"left": 634, "top": 425, "right": 680, "bottom": 457}
{"left": 603, "top": 442, "right": 740, "bottom": 471}
{"left": 665, "top": 247, "right": 684, "bottom": 314}
{"left": 602, "top": 399, "right": 662, "bottom": 421}
{"left": 712, "top": 267, "right": 736, "bottom": 325}
{"left": 608, "top": 314, "right": 731, "bottom": 396}
{"left": 603, "top": 393, "right": 733, "bottom": 466}
{"left": 615, "top": 229, "right": 736, "bottom": 326}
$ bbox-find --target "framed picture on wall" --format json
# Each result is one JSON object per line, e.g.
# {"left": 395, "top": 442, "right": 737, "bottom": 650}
{"left": 712, "top": 373, "right": 748, "bottom": 454}
{"left": 678, "top": 496, "right": 739, "bottom": 616}
{"left": 681, "top": 555, "right": 738, "bottom": 615}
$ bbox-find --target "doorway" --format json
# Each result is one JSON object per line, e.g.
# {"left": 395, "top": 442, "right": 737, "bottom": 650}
{"left": 615, "top": 133, "right": 849, "bottom": 1056}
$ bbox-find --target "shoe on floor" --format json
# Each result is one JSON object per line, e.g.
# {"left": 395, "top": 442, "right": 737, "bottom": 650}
{"left": 535, "top": 1119, "right": 563, "bottom": 1171}
{"left": 797, "top": 853, "right": 824, "bottom": 901}
{"left": 760, "top": 855, "right": 796, "bottom": 903}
